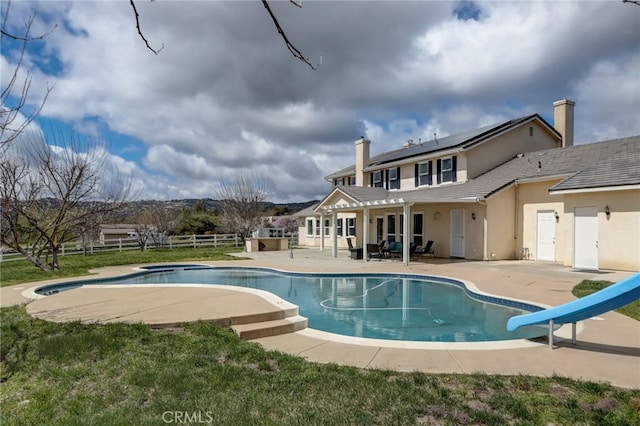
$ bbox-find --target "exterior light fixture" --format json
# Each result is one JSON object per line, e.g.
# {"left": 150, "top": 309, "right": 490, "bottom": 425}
{"left": 554, "top": 211, "right": 560, "bottom": 220}
{"left": 605, "top": 205, "right": 610, "bottom": 218}
{"left": 471, "top": 212, "right": 476, "bottom": 220}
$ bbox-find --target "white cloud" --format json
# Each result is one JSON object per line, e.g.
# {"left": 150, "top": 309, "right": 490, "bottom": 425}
{"left": 2, "top": 1, "right": 638, "bottom": 203}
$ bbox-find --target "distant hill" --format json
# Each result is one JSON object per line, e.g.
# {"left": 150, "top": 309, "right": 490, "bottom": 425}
{"left": 109, "top": 199, "right": 318, "bottom": 223}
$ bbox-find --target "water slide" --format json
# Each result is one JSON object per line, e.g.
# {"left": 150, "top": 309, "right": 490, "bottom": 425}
{"left": 507, "top": 273, "right": 640, "bottom": 348}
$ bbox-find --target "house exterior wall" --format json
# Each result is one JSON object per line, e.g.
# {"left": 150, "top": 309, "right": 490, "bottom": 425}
{"left": 485, "top": 187, "right": 517, "bottom": 260}
{"left": 466, "top": 123, "right": 560, "bottom": 179}
{"left": 559, "top": 190, "right": 640, "bottom": 272}
{"left": 517, "top": 179, "right": 566, "bottom": 262}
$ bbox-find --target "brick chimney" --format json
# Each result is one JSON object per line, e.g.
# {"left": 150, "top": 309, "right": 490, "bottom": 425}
{"left": 355, "top": 136, "right": 370, "bottom": 186}
{"left": 553, "top": 99, "right": 575, "bottom": 147}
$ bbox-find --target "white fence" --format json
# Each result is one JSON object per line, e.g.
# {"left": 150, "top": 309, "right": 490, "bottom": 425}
{"left": 0, "top": 233, "right": 298, "bottom": 263}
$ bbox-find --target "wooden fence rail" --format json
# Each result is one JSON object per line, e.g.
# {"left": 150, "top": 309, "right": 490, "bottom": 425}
{"left": 0, "top": 233, "right": 299, "bottom": 263}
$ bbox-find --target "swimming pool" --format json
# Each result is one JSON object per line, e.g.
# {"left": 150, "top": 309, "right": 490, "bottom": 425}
{"left": 34, "top": 265, "right": 549, "bottom": 342}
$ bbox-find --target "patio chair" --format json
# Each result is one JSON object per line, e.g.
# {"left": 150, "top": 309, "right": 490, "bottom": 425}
{"left": 366, "top": 243, "right": 384, "bottom": 261}
{"left": 412, "top": 240, "right": 435, "bottom": 259}
{"left": 384, "top": 241, "right": 403, "bottom": 259}
{"left": 346, "top": 237, "right": 363, "bottom": 260}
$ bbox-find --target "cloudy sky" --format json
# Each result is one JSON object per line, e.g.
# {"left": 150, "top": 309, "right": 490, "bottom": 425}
{"left": 2, "top": 0, "right": 639, "bottom": 202}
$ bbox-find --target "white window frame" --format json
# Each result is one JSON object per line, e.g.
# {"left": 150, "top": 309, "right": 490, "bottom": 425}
{"left": 347, "top": 217, "right": 356, "bottom": 236}
{"left": 441, "top": 156, "right": 453, "bottom": 184}
{"left": 418, "top": 162, "right": 430, "bottom": 186}
{"left": 348, "top": 176, "right": 356, "bottom": 186}
{"left": 372, "top": 171, "right": 383, "bottom": 187}
{"left": 315, "top": 219, "right": 321, "bottom": 236}
{"left": 306, "top": 218, "right": 314, "bottom": 236}
{"left": 412, "top": 212, "right": 424, "bottom": 246}
{"left": 324, "top": 219, "right": 330, "bottom": 236}
{"left": 387, "top": 214, "right": 396, "bottom": 243}
{"left": 388, "top": 168, "right": 400, "bottom": 190}
{"left": 337, "top": 218, "right": 343, "bottom": 237}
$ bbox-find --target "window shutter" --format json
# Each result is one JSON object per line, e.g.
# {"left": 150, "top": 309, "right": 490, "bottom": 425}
{"left": 385, "top": 170, "right": 389, "bottom": 189}
{"left": 436, "top": 159, "right": 442, "bottom": 184}
{"left": 452, "top": 156, "right": 457, "bottom": 182}
{"left": 396, "top": 167, "right": 401, "bottom": 189}
{"left": 428, "top": 160, "right": 433, "bottom": 186}
{"left": 370, "top": 173, "right": 373, "bottom": 187}
{"left": 414, "top": 164, "right": 419, "bottom": 187}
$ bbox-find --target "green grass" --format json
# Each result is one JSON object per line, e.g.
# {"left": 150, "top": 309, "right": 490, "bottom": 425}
{"left": 2, "top": 306, "right": 639, "bottom": 425}
{"left": 2, "top": 254, "right": 639, "bottom": 423}
{"left": 0, "top": 246, "right": 244, "bottom": 287}
{"left": 573, "top": 280, "right": 640, "bottom": 321}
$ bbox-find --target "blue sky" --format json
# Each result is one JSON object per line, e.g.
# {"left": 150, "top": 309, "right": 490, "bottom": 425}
{"left": 2, "top": 1, "right": 639, "bottom": 202}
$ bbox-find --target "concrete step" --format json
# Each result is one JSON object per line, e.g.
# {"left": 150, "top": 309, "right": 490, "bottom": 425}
{"left": 231, "top": 315, "right": 308, "bottom": 340}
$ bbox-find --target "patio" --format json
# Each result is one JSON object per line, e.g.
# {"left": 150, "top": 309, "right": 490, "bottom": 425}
{"left": 4, "top": 248, "right": 638, "bottom": 388}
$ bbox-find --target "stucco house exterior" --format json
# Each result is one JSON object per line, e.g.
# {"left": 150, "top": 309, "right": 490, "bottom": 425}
{"left": 296, "top": 100, "right": 640, "bottom": 272}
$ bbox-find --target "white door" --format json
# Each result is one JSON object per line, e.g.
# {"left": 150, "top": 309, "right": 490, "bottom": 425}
{"left": 450, "top": 210, "right": 465, "bottom": 258}
{"left": 536, "top": 210, "right": 556, "bottom": 261}
{"left": 574, "top": 206, "right": 599, "bottom": 270}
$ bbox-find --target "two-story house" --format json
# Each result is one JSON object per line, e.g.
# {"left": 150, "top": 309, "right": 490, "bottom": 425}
{"left": 296, "top": 99, "right": 640, "bottom": 271}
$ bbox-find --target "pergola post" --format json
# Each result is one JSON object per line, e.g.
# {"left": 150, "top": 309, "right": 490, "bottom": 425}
{"left": 363, "top": 207, "right": 370, "bottom": 261}
{"left": 319, "top": 213, "right": 325, "bottom": 251}
{"left": 403, "top": 202, "right": 411, "bottom": 265}
{"left": 331, "top": 211, "right": 338, "bottom": 258}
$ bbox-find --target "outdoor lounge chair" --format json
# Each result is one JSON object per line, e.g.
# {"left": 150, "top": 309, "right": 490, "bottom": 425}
{"left": 346, "top": 237, "right": 363, "bottom": 260}
{"left": 411, "top": 240, "right": 435, "bottom": 259}
{"left": 366, "top": 243, "right": 384, "bottom": 261}
{"left": 384, "top": 241, "right": 403, "bottom": 259}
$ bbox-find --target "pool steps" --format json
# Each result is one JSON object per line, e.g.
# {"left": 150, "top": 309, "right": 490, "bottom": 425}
{"left": 231, "top": 315, "right": 308, "bottom": 340}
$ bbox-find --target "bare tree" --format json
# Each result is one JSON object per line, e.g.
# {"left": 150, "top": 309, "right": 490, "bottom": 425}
{"left": 0, "top": 127, "right": 134, "bottom": 271}
{"left": 272, "top": 215, "right": 297, "bottom": 233}
{"left": 129, "top": 0, "right": 319, "bottom": 69}
{"left": 1, "top": 0, "right": 55, "bottom": 145}
{"left": 133, "top": 204, "right": 177, "bottom": 250}
{"left": 216, "top": 174, "right": 271, "bottom": 249}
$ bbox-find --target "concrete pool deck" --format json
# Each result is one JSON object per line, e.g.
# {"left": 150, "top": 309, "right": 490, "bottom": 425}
{"left": 2, "top": 249, "right": 638, "bottom": 388}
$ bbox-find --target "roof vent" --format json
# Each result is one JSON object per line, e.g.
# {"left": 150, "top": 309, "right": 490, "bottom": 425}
{"left": 403, "top": 139, "right": 415, "bottom": 148}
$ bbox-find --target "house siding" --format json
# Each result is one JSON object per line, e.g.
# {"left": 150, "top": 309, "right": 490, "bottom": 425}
{"left": 561, "top": 190, "right": 640, "bottom": 271}
{"left": 518, "top": 179, "right": 566, "bottom": 262}
{"left": 466, "top": 123, "right": 560, "bottom": 179}
{"left": 486, "top": 188, "right": 517, "bottom": 260}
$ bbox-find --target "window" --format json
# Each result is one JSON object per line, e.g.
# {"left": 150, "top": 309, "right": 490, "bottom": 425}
{"left": 315, "top": 219, "right": 321, "bottom": 236}
{"left": 437, "top": 156, "right": 457, "bottom": 184}
{"left": 387, "top": 214, "right": 396, "bottom": 243}
{"left": 529, "top": 126, "right": 534, "bottom": 137}
{"left": 334, "top": 178, "right": 344, "bottom": 186}
{"left": 347, "top": 218, "right": 356, "bottom": 236}
{"left": 324, "top": 219, "right": 330, "bottom": 236}
{"left": 306, "top": 219, "right": 314, "bottom": 236}
{"left": 336, "top": 218, "right": 343, "bottom": 236}
{"left": 348, "top": 176, "right": 356, "bottom": 186}
{"left": 388, "top": 167, "right": 400, "bottom": 190}
{"left": 415, "top": 161, "right": 432, "bottom": 187}
{"left": 371, "top": 171, "right": 383, "bottom": 187}
{"left": 413, "top": 213, "right": 423, "bottom": 246}
{"left": 376, "top": 217, "right": 384, "bottom": 243}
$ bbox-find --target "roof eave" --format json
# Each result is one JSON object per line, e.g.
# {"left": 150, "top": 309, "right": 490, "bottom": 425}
{"left": 549, "top": 184, "right": 640, "bottom": 195}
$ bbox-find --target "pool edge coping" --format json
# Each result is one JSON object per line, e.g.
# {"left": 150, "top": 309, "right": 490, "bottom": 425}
{"left": 20, "top": 262, "right": 580, "bottom": 350}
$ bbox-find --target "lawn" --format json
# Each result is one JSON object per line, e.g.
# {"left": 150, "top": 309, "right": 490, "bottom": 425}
{"left": 573, "top": 279, "right": 640, "bottom": 321}
{"left": 2, "top": 306, "right": 639, "bottom": 425}
{"left": 1, "top": 251, "right": 639, "bottom": 424}
{"left": 0, "top": 246, "right": 244, "bottom": 287}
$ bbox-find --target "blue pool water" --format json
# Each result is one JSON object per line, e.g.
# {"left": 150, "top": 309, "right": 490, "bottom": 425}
{"left": 36, "top": 265, "right": 549, "bottom": 342}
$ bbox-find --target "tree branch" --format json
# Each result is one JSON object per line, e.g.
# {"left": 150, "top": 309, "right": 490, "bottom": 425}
{"left": 262, "top": 0, "right": 320, "bottom": 70}
{"left": 129, "top": 0, "right": 164, "bottom": 55}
